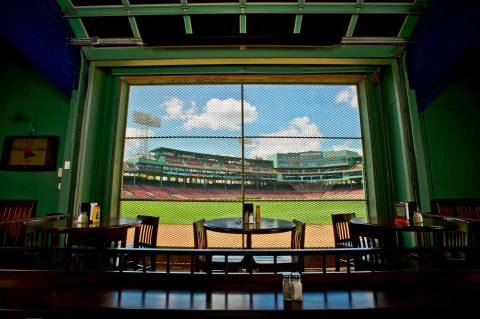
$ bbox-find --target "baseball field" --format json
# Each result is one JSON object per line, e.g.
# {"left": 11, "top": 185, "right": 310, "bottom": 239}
{"left": 120, "top": 200, "right": 367, "bottom": 247}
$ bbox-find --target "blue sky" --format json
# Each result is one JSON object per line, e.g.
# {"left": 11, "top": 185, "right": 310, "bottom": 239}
{"left": 125, "top": 84, "right": 362, "bottom": 160}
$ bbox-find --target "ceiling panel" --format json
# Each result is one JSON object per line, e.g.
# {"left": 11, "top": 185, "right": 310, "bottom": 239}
{"left": 136, "top": 15, "right": 188, "bottom": 46}
{"left": 191, "top": 14, "right": 239, "bottom": 36}
{"left": 188, "top": 0, "right": 239, "bottom": 3}
{"left": 306, "top": 0, "right": 356, "bottom": 2}
{"left": 129, "top": 0, "right": 181, "bottom": 4}
{"left": 71, "top": 0, "right": 122, "bottom": 6}
{"left": 353, "top": 14, "right": 406, "bottom": 37}
{"left": 302, "top": 14, "right": 350, "bottom": 45}
{"left": 82, "top": 16, "right": 133, "bottom": 38}
{"left": 364, "top": 0, "right": 415, "bottom": 3}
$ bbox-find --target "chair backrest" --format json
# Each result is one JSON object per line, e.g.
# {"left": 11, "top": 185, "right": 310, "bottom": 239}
{"left": 349, "top": 220, "right": 398, "bottom": 270}
{"left": 134, "top": 215, "right": 159, "bottom": 248}
{"left": 441, "top": 224, "right": 466, "bottom": 248}
{"left": 23, "top": 214, "right": 69, "bottom": 248}
{"left": 291, "top": 219, "right": 306, "bottom": 249}
{"left": 193, "top": 219, "right": 207, "bottom": 249}
{"left": 67, "top": 226, "right": 128, "bottom": 248}
{"left": 431, "top": 199, "right": 480, "bottom": 219}
{"left": 468, "top": 221, "right": 480, "bottom": 247}
{"left": 0, "top": 200, "right": 37, "bottom": 247}
{"left": 349, "top": 221, "right": 396, "bottom": 249}
{"left": 0, "top": 200, "right": 37, "bottom": 221}
{"left": 331, "top": 213, "right": 356, "bottom": 248}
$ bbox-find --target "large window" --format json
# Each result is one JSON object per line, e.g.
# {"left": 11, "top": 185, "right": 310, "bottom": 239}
{"left": 120, "top": 81, "right": 366, "bottom": 247}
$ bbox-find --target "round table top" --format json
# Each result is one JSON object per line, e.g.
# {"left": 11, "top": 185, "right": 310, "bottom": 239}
{"left": 25, "top": 217, "right": 141, "bottom": 233}
{"left": 350, "top": 218, "right": 449, "bottom": 232}
{"left": 203, "top": 217, "right": 295, "bottom": 235}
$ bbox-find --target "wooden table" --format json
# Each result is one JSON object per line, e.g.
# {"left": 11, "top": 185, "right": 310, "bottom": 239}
{"left": 203, "top": 217, "right": 296, "bottom": 248}
{"left": 25, "top": 217, "right": 141, "bottom": 247}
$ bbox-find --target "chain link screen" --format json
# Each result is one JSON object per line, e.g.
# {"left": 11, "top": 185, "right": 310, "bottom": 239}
{"left": 121, "top": 83, "right": 366, "bottom": 248}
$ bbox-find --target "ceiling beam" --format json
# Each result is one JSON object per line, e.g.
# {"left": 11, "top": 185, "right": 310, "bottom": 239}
{"left": 121, "top": 0, "right": 142, "bottom": 39}
{"left": 398, "top": 15, "right": 421, "bottom": 38}
{"left": 62, "top": 3, "right": 421, "bottom": 17}
{"left": 293, "top": 14, "right": 303, "bottom": 35}
{"left": 81, "top": 45, "right": 400, "bottom": 62}
{"left": 346, "top": 0, "right": 363, "bottom": 37}
{"left": 293, "top": 0, "right": 304, "bottom": 34}
{"left": 56, "top": 0, "right": 88, "bottom": 38}
{"left": 183, "top": 16, "right": 193, "bottom": 35}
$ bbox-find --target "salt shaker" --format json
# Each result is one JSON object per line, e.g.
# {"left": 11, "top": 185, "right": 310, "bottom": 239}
{"left": 282, "top": 274, "right": 293, "bottom": 301}
{"left": 292, "top": 273, "right": 303, "bottom": 301}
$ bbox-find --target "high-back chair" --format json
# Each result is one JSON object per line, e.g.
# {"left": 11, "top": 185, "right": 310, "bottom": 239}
{"left": 331, "top": 213, "right": 356, "bottom": 270}
{"left": 253, "top": 219, "right": 306, "bottom": 273}
{"left": 129, "top": 215, "right": 160, "bottom": 271}
{"left": 67, "top": 226, "right": 128, "bottom": 248}
{"left": 134, "top": 215, "right": 159, "bottom": 248}
{"left": 67, "top": 226, "right": 128, "bottom": 271}
{"left": 0, "top": 200, "right": 37, "bottom": 247}
{"left": 193, "top": 219, "right": 244, "bottom": 273}
{"left": 332, "top": 213, "right": 356, "bottom": 248}
{"left": 349, "top": 220, "right": 397, "bottom": 271}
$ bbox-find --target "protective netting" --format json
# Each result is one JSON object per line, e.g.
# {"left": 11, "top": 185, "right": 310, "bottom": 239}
{"left": 121, "top": 83, "right": 366, "bottom": 248}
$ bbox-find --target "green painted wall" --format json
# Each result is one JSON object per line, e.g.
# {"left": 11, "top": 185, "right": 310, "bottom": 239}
{"left": 421, "top": 72, "right": 480, "bottom": 200}
{"left": 0, "top": 43, "right": 70, "bottom": 216}
{"left": 75, "top": 66, "right": 119, "bottom": 217}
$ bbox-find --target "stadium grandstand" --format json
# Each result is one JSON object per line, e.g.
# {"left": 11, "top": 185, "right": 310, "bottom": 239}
{"left": 122, "top": 147, "right": 364, "bottom": 201}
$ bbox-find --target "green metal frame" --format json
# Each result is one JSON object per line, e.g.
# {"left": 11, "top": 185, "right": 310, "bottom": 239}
{"left": 53, "top": 0, "right": 429, "bottom": 220}
{"left": 67, "top": 59, "right": 421, "bottom": 223}
{"left": 55, "top": 0, "right": 428, "bottom": 47}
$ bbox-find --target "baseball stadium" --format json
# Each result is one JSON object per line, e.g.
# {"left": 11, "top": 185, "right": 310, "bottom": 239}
{"left": 120, "top": 147, "right": 366, "bottom": 248}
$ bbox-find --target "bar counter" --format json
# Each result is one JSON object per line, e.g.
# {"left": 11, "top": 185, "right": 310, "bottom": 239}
{"left": 0, "top": 270, "right": 478, "bottom": 318}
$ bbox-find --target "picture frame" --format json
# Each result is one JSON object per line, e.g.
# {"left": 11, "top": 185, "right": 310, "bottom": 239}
{"left": 0, "top": 136, "right": 59, "bottom": 171}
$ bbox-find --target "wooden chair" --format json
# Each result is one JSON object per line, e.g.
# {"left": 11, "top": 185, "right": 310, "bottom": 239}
{"left": 23, "top": 214, "right": 69, "bottom": 248}
{"left": 252, "top": 220, "right": 306, "bottom": 273}
{"left": 67, "top": 226, "right": 128, "bottom": 248}
{"left": 331, "top": 213, "right": 356, "bottom": 271}
{"left": 129, "top": 215, "right": 159, "bottom": 271}
{"left": 134, "top": 215, "right": 159, "bottom": 248}
{"left": 67, "top": 226, "right": 128, "bottom": 270}
{"left": 349, "top": 220, "right": 398, "bottom": 271}
{"left": 0, "top": 200, "right": 37, "bottom": 247}
{"left": 193, "top": 219, "right": 244, "bottom": 273}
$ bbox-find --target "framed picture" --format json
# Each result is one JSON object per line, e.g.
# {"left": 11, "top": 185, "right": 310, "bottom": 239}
{"left": 0, "top": 136, "right": 59, "bottom": 171}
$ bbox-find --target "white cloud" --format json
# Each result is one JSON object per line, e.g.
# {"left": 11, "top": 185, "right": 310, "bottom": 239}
{"left": 335, "top": 86, "right": 358, "bottom": 108}
{"left": 248, "top": 117, "right": 322, "bottom": 159}
{"left": 164, "top": 97, "right": 185, "bottom": 119}
{"left": 162, "top": 97, "right": 257, "bottom": 131}
{"left": 331, "top": 140, "right": 363, "bottom": 156}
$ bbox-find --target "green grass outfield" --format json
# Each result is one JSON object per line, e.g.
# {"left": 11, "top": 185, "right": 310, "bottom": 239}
{"left": 120, "top": 200, "right": 367, "bottom": 224}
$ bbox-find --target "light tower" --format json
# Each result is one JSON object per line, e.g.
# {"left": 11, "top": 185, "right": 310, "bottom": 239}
{"left": 133, "top": 111, "right": 161, "bottom": 159}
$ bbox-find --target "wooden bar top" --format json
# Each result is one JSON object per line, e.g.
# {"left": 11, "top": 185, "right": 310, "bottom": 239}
{"left": 0, "top": 271, "right": 479, "bottom": 318}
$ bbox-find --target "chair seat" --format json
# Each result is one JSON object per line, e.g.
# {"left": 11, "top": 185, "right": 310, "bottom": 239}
{"left": 253, "top": 255, "right": 294, "bottom": 264}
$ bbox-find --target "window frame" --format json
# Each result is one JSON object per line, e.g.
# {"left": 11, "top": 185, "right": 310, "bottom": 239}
{"left": 111, "top": 73, "right": 372, "bottom": 220}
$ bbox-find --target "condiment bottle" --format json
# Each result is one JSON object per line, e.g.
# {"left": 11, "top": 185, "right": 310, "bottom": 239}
{"left": 255, "top": 205, "right": 261, "bottom": 223}
{"left": 413, "top": 211, "right": 423, "bottom": 226}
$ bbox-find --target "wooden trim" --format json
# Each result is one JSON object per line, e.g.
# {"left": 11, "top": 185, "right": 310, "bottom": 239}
{"left": 121, "top": 74, "right": 366, "bottom": 85}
